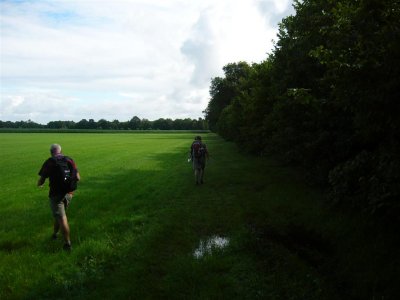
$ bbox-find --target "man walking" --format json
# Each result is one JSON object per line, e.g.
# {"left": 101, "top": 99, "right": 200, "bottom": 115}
{"left": 38, "top": 144, "right": 80, "bottom": 251}
{"left": 190, "top": 136, "right": 209, "bottom": 185}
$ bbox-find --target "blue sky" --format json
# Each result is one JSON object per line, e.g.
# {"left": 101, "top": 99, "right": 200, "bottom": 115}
{"left": 0, "top": 0, "right": 294, "bottom": 124}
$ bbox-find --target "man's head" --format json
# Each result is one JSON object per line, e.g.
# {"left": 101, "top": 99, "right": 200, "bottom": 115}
{"left": 50, "top": 144, "right": 62, "bottom": 156}
{"left": 195, "top": 136, "right": 202, "bottom": 141}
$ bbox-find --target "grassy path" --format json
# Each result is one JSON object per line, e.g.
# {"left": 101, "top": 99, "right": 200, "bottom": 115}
{"left": 0, "top": 133, "right": 398, "bottom": 299}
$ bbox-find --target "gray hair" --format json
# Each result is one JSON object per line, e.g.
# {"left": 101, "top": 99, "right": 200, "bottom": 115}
{"left": 50, "top": 144, "right": 62, "bottom": 155}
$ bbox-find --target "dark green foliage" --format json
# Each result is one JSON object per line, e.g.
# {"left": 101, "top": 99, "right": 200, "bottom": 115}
{"left": 205, "top": 0, "right": 400, "bottom": 216}
{"left": 329, "top": 146, "right": 400, "bottom": 217}
{"left": 204, "top": 62, "right": 252, "bottom": 132}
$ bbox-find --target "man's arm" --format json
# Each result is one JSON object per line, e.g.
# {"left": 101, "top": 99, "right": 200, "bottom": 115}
{"left": 38, "top": 159, "right": 49, "bottom": 187}
{"left": 37, "top": 176, "right": 46, "bottom": 187}
{"left": 205, "top": 145, "right": 210, "bottom": 159}
{"left": 69, "top": 158, "right": 80, "bottom": 181}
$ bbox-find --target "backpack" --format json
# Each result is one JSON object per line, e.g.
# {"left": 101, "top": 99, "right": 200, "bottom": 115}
{"left": 53, "top": 156, "right": 78, "bottom": 193}
{"left": 192, "top": 141, "right": 205, "bottom": 158}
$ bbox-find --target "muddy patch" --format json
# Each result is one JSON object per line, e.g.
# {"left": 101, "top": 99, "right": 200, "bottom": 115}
{"left": 0, "top": 240, "right": 29, "bottom": 253}
{"left": 248, "top": 223, "right": 333, "bottom": 268}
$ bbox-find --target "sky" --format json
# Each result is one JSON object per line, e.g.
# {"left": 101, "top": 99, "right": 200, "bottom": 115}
{"left": 0, "top": 0, "right": 295, "bottom": 124}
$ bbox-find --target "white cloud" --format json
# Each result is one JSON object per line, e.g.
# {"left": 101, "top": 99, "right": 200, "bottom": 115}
{"left": 0, "top": 0, "right": 294, "bottom": 123}
{"left": 0, "top": 91, "right": 77, "bottom": 121}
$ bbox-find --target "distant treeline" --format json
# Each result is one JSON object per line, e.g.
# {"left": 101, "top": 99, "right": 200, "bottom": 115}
{"left": 204, "top": 0, "right": 399, "bottom": 217}
{"left": 0, "top": 116, "right": 208, "bottom": 131}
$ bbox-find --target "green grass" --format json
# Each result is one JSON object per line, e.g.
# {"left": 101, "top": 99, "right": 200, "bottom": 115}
{"left": 0, "top": 133, "right": 399, "bottom": 299}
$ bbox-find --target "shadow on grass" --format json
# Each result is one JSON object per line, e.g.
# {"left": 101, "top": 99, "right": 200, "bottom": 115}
{"left": 0, "top": 240, "right": 31, "bottom": 253}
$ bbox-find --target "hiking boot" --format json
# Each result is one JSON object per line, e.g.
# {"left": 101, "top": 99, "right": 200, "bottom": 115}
{"left": 63, "top": 243, "right": 72, "bottom": 252}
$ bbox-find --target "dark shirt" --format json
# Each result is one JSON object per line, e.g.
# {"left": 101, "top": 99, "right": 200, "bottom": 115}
{"left": 38, "top": 154, "right": 78, "bottom": 196}
{"left": 191, "top": 141, "right": 208, "bottom": 158}
{"left": 190, "top": 141, "right": 208, "bottom": 168}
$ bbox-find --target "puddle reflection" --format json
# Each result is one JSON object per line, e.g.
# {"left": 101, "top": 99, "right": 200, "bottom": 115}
{"left": 193, "top": 235, "right": 229, "bottom": 259}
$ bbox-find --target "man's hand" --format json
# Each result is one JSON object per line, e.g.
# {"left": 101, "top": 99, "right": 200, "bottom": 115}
{"left": 37, "top": 176, "right": 46, "bottom": 187}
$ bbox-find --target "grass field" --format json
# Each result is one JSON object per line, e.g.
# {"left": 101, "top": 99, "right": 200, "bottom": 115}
{"left": 0, "top": 133, "right": 399, "bottom": 299}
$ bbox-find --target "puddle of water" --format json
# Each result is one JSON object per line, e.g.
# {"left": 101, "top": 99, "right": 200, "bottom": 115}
{"left": 193, "top": 235, "right": 230, "bottom": 259}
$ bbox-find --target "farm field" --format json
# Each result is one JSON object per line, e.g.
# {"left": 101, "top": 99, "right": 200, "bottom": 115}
{"left": 0, "top": 133, "right": 399, "bottom": 299}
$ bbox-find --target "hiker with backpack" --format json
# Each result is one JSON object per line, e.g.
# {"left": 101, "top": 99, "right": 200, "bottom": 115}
{"left": 190, "top": 136, "right": 209, "bottom": 185}
{"left": 37, "top": 144, "right": 80, "bottom": 251}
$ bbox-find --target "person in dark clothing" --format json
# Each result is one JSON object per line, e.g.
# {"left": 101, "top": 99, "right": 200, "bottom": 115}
{"left": 190, "top": 136, "right": 209, "bottom": 185}
{"left": 37, "top": 144, "right": 80, "bottom": 251}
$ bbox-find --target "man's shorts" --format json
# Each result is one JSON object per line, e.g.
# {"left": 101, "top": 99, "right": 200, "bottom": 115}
{"left": 192, "top": 157, "right": 206, "bottom": 170}
{"left": 49, "top": 194, "right": 72, "bottom": 219}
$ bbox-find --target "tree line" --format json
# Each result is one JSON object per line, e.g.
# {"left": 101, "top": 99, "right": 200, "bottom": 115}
{"left": 204, "top": 0, "right": 399, "bottom": 218}
{"left": 0, "top": 117, "right": 208, "bottom": 131}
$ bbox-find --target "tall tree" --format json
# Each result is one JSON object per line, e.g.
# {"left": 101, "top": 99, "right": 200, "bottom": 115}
{"left": 204, "top": 62, "right": 251, "bottom": 131}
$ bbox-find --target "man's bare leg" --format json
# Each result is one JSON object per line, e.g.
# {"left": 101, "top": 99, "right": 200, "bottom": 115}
{"left": 52, "top": 220, "right": 60, "bottom": 239}
{"left": 195, "top": 168, "right": 200, "bottom": 184}
{"left": 58, "top": 216, "right": 71, "bottom": 250}
{"left": 59, "top": 216, "right": 70, "bottom": 243}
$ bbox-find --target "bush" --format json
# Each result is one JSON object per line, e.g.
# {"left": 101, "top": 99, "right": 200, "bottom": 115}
{"left": 329, "top": 147, "right": 400, "bottom": 218}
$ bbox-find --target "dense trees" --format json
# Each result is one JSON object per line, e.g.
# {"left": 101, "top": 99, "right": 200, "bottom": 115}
{"left": 0, "top": 117, "right": 207, "bottom": 130}
{"left": 0, "top": 120, "right": 44, "bottom": 129}
{"left": 204, "top": 0, "right": 400, "bottom": 217}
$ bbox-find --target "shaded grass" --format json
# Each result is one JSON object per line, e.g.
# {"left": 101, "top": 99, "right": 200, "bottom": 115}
{"left": 0, "top": 133, "right": 399, "bottom": 299}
